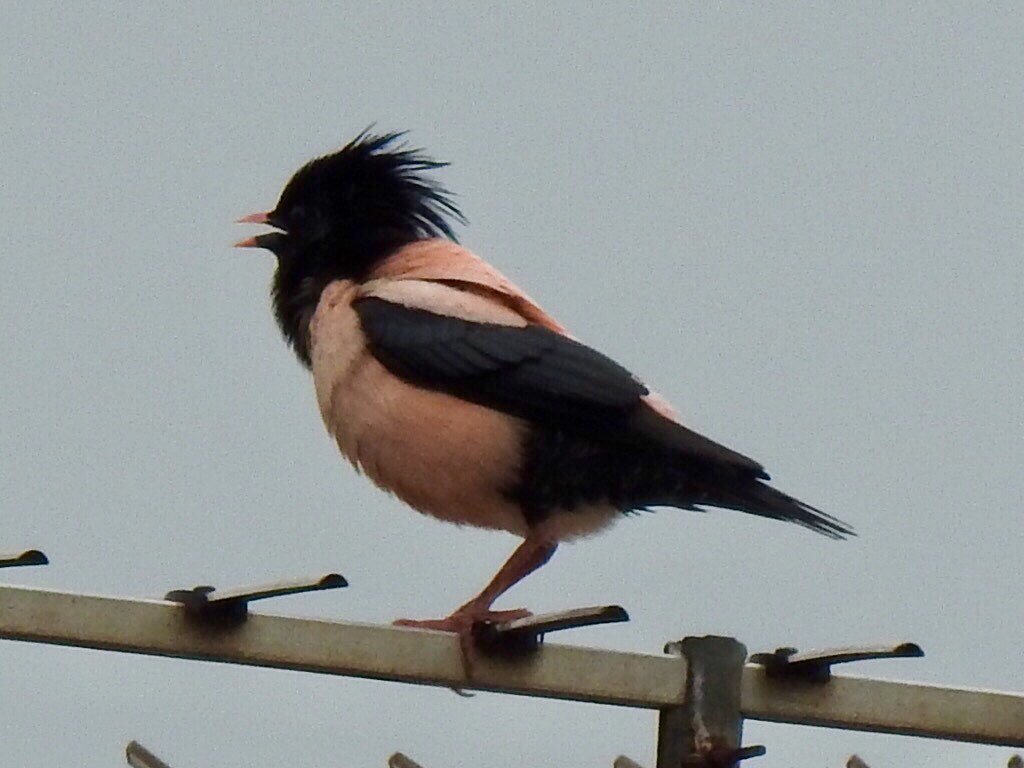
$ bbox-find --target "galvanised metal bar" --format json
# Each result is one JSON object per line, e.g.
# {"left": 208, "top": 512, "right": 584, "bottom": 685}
{"left": 1, "top": 584, "right": 1022, "bottom": 747}
{"left": 742, "top": 665, "right": 1024, "bottom": 747}
{"left": 0, "top": 584, "right": 684, "bottom": 708}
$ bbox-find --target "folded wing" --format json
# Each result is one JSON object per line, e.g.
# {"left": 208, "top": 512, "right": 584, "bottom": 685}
{"left": 352, "top": 288, "right": 768, "bottom": 478}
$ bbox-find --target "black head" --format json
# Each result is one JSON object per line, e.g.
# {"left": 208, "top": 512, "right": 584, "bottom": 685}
{"left": 236, "top": 130, "right": 464, "bottom": 367}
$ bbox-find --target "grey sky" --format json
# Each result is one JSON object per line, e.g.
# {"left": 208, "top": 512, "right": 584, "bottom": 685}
{"left": 1, "top": 3, "right": 1021, "bottom": 766}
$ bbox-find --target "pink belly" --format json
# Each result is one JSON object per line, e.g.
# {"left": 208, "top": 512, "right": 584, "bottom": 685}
{"left": 310, "top": 282, "right": 530, "bottom": 537}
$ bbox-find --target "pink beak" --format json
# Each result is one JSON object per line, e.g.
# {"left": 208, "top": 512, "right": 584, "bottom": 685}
{"left": 236, "top": 211, "right": 271, "bottom": 225}
{"left": 235, "top": 210, "right": 275, "bottom": 248}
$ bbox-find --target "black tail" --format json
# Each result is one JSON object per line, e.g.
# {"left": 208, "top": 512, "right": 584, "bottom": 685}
{"left": 702, "top": 480, "right": 854, "bottom": 539}
{"left": 631, "top": 405, "right": 854, "bottom": 538}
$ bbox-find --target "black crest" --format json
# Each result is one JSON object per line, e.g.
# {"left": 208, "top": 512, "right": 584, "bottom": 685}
{"left": 275, "top": 129, "right": 464, "bottom": 249}
{"left": 255, "top": 130, "right": 465, "bottom": 367}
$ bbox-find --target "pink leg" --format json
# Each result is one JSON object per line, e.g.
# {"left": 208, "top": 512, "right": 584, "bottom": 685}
{"left": 394, "top": 537, "right": 558, "bottom": 669}
{"left": 455, "top": 536, "right": 558, "bottom": 614}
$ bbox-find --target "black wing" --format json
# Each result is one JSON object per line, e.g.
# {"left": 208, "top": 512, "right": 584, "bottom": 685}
{"left": 353, "top": 296, "right": 767, "bottom": 475}
{"left": 354, "top": 296, "right": 646, "bottom": 429}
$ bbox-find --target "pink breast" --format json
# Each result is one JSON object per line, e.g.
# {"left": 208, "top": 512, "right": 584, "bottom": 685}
{"left": 309, "top": 279, "right": 531, "bottom": 537}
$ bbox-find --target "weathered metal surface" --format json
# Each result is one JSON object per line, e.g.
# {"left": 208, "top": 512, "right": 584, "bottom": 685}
{"left": 0, "top": 550, "right": 48, "bottom": 569}
{"left": 0, "top": 585, "right": 685, "bottom": 708}
{"left": 743, "top": 664, "right": 1024, "bottom": 747}
{"left": 1, "top": 584, "right": 1023, "bottom": 747}
{"left": 126, "top": 741, "right": 173, "bottom": 768}
{"left": 658, "top": 636, "right": 753, "bottom": 768}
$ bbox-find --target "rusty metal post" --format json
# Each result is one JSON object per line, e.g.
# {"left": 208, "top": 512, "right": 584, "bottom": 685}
{"left": 657, "top": 636, "right": 753, "bottom": 768}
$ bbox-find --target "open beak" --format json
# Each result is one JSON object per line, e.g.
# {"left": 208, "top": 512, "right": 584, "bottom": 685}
{"left": 234, "top": 210, "right": 283, "bottom": 249}
{"left": 236, "top": 211, "right": 271, "bottom": 225}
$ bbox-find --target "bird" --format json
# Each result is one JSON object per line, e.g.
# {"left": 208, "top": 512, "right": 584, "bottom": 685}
{"left": 236, "top": 129, "right": 852, "bottom": 647}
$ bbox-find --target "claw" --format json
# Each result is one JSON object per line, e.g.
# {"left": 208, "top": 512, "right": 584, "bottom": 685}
{"left": 394, "top": 607, "right": 533, "bottom": 678}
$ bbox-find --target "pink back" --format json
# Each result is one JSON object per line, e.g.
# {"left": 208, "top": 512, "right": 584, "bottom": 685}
{"left": 370, "top": 239, "right": 568, "bottom": 334}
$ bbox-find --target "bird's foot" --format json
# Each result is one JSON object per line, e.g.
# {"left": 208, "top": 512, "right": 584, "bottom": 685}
{"left": 394, "top": 607, "right": 531, "bottom": 633}
{"left": 394, "top": 606, "right": 533, "bottom": 679}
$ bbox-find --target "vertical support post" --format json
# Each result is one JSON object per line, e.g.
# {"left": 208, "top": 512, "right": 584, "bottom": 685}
{"left": 657, "top": 636, "right": 750, "bottom": 768}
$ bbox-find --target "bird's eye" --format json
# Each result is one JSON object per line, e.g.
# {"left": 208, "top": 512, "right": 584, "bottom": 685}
{"left": 289, "top": 205, "right": 307, "bottom": 223}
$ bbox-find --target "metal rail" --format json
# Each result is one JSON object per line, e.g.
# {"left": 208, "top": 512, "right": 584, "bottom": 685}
{"left": 0, "top": 584, "right": 682, "bottom": 708}
{"left": 1, "top": 584, "right": 1022, "bottom": 747}
{"left": 743, "top": 666, "right": 1024, "bottom": 747}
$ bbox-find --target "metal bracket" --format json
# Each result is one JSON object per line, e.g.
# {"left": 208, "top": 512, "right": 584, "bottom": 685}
{"left": 658, "top": 636, "right": 764, "bottom": 768}
{"left": 389, "top": 754, "right": 425, "bottom": 768}
{"left": 0, "top": 550, "right": 48, "bottom": 569}
{"left": 750, "top": 643, "right": 924, "bottom": 683}
{"left": 680, "top": 745, "right": 766, "bottom": 767}
{"left": 472, "top": 605, "right": 629, "bottom": 657}
{"left": 164, "top": 573, "right": 347, "bottom": 626}
{"left": 126, "top": 741, "right": 172, "bottom": 768}
{"left": 623, "top": 755, "right": 768, "bottom": 768}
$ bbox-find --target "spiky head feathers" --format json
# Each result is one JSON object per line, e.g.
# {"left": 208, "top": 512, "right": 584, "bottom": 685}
{"left": 237, "top": 130, "right": 464, "bottom": 366}
{"left": 274, "top": 131, "right": 462, "bottom": 256}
